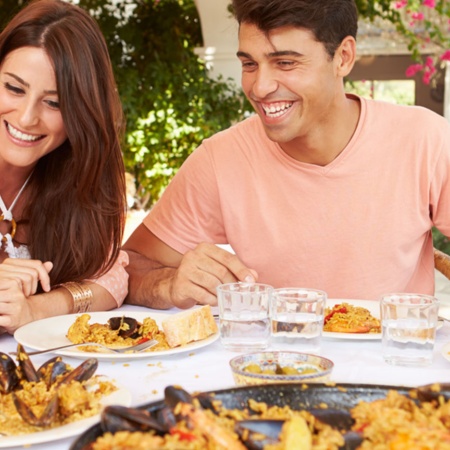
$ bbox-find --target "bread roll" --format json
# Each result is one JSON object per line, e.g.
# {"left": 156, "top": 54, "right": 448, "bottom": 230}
{"left": 161, "top": 305, "right": 218, "bottom": 348}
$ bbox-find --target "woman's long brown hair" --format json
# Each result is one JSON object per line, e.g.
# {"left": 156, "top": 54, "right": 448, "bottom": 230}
{"left": 0, "top": 0, "right": 126, "bottom": 286}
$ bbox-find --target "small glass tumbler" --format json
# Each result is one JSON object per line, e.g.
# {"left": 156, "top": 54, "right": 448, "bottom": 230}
{"left": 381, "top": 293, "right": 439, "bottom": 367}
{"left": 216, "top": 282, "right": 273, "bottom": 352}
{"left": 270, "top": 288, "right": 326, "bottom": 354}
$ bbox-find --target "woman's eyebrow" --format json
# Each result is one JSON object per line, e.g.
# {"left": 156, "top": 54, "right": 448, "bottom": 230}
{"left": 4, "top": 71, "right": 57, "bottom": 95}
{"left": 4, "top": 71, "right": 29, "bottom": 87}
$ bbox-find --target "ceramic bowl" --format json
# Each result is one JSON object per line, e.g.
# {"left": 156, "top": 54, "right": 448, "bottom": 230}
{"left": 229, "top": 351, "right": 334, "bottom": 386}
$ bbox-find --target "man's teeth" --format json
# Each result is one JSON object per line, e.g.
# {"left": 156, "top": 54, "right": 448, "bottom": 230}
{"left": 7, "top": 123, "right": 42, "bottom": 142}
{"left": 262, "top": 102, "right": 293, "bottom": 118}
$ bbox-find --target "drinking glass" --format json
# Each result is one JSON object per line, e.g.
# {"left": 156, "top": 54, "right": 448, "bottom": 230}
{"left": 216, "top": 282, "right": 273, "bottom": 352}
{"left": 270, "top": 288, "right": 326, "bottom": 353}
{"left": 381, "top": 293, "right": 439, "bottom": 366}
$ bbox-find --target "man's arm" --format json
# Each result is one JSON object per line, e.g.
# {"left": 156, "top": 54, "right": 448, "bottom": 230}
{"left": 123, "top": 224, "right": 257, "bottom": 309}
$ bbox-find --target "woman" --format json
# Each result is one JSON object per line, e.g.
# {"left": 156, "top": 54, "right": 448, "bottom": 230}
{"left": 0, "top": 0, "right": 128, "bottom": 333}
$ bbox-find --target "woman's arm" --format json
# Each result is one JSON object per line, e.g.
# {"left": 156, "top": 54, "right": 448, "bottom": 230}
{"left": 0, "top": 251, "right": 129, "bottom": 334}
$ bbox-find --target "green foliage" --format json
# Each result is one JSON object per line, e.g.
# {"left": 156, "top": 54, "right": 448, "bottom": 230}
{"left": 76, "top": 0, "right": 249, "bottom": 208}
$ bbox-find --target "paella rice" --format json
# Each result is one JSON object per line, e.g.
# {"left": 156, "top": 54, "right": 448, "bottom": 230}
{"left": 91, "top": 397, "right": 344, "bottom": 450}
{"left": 351, "top": 389, "right": 450, "bottom": 449}
{"left": 67, "top": 314, "right": 170, "bottom": 352}
{"left": 323, "top": 302, "right": 381, "bottom": 334}
{"left": 0, "top": 362, "right": 116, "bottom": 436}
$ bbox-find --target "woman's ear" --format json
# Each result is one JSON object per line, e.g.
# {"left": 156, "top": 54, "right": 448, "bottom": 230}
{"left": 334, "top": 36, "right": 357, "bottom": 77}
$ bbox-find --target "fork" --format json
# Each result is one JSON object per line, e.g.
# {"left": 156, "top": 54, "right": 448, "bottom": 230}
{"left": 11, "top": 339, "right": 159, "bottom": 356}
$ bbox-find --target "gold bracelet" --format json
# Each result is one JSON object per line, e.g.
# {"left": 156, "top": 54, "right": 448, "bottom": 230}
{"left": 59, "top": 282, "right": 93, "bottom": 314}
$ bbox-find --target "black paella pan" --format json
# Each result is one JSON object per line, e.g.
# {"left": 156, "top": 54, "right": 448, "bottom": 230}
{"left": 70, "top": 381, "right": 450, "bottom": 450}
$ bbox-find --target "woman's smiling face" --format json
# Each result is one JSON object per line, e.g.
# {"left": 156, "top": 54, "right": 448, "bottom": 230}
{"left": 0, "top": 46, "right": 67, "bottom": 169}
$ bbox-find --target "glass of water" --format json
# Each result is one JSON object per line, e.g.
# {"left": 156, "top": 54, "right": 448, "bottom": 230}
{"left": 270, "top": 288, "right": 326, "bottom": 354}
{"left": 217, "top": 282, "right": 273, "bottom": 352}
{"left": 381, "top": 293, "right": 439, "bottom": 367}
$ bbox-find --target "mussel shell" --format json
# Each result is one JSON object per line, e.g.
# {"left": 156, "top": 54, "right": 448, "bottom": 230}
{"left": 108, "top": 317, "right": 140, "bottom": 338}
{"left": 415, "top": 383, "right": 450, "bottom": 403}
{"left": 13, "top": 392, "right": 59, "bottom": 427}
{"left": 164, "top": 385, "right": 194, "bottom": 409}
{"left": 101, "top": 405, "right": 169, "bottom": 434}
{"left": 37, "top": 357, "right": 70, "bottom": 387}
{"left": 57, "top": 358, "right": 98, "bottom": 386}
{"left": 16, "top": 344, "right": 39, "bottom": 383}
{"left": 0, "top": 352, "right": 19, "bottom": 394}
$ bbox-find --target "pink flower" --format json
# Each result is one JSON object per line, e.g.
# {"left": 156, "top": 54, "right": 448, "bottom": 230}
{"left": 423, "top": 0, "right": 436, "bottom": 7}
{"left": 441, "top": 50, "right": 450, "bottom": 61}
{"left": 425, "top": 56, "right": 434, "bottom": 68}
{"left": 405, "top": 63, "right": 423, "bottom": 77}
{"left": 394, "top": 0, "right": 407, "bottom": 8}
{"left": 422, "top": 71, "right": 432, "bottom": 85}
{"left": 411, "top": 12, "right": 424, "bottom": 20}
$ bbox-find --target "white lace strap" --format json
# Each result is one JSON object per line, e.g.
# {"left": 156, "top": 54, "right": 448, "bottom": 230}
{"left": 0, "top": 172, "right": 33, "bottom": 220}
{"left": 0, "top": 233, "right": 17, "bottom": 258}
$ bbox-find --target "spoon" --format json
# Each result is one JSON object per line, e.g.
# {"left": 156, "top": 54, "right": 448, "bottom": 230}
{"left": 10, "top": 339, "right": 159, "bottom": 356}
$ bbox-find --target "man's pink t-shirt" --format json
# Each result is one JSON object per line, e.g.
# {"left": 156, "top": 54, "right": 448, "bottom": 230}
{"left": 144, "top": 96, "right": 450, "bottom": 300}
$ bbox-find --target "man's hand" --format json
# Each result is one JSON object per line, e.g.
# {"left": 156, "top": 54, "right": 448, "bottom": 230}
{"left": 124, "top": 225, "right": 258, "bottom": 309}
{"left": 165, "top": 242, "right": 257, "bottom": 308}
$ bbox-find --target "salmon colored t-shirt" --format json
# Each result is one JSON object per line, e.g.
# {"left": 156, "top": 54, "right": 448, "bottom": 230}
{"left": 144, "top": 95, "right": 450, "bottom": 300}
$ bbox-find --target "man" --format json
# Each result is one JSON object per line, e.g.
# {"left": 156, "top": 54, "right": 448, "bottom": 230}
{"left": 123, "top": 0, "right": 450, "bottom": 309}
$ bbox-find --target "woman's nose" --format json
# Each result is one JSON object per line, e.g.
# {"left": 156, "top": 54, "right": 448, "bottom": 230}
{"left": 17, "top": 100, "right": 39, "bottom": 128}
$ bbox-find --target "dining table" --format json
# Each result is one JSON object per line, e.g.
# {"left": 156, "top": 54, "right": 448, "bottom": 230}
{"left": 3, "top": 274, "right": 450, "bottom": 450}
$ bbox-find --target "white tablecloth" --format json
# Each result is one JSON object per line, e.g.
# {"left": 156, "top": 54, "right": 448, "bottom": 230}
{"left": 2, "top": 288, "right": 450, "bottom": 449}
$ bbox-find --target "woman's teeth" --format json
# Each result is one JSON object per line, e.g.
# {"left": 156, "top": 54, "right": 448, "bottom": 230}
{"left": 7, "top": 123, "right": 43, "bottom": 142}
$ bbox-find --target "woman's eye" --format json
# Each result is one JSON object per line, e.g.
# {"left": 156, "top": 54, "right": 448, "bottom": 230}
{"left": 45, "top": 99, "right": 60, "bottom": 109}
{"left": 4, "top": 82, "right": 24, "bottom": 94}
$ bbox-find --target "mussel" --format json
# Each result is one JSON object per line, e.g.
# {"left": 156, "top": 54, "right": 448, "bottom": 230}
{"left": 1, "top": 344, "right": 98, "bottom": 427}
{"left": 108, "top": 316, "right": 140, "bottom": 338}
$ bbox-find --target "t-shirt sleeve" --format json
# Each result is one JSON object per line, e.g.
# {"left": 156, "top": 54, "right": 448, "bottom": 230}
{"left": 93, "top": 250, "right": 129, "bottom": 306}
{"left": 144, "top": 143, "right": 227, "bottom": 254}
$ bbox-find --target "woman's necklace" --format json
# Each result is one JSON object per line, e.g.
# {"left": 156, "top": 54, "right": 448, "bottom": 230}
{"left": 0, "top": 173, "right": 32, "bottom": 258}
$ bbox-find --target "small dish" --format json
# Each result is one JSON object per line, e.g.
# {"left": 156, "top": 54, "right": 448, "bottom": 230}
{"left": 229, "top": 351, "right": 334, "bottom": 386}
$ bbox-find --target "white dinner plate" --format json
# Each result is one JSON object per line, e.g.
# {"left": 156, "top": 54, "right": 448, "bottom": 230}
{"left": 0, "top": 377, "right": 130, "bottom": 448}
{"left": 14, "top": 311, "right": 219, "bottom": 361}
{"left": 323, "top": 299, "right": 382, "bottom": 340}
{"left": 441, "top": 342, "right": 450, "bottom": 363}
{"left": 323, "top": 299, "right": 443, "bottom": 340}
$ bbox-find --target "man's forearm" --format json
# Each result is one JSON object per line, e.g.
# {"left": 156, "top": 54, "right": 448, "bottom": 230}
{"left": 124, "top": 250, "right": 176, "bottom": 309}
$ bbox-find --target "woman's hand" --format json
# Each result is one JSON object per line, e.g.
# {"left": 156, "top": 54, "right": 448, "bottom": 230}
{"left": 0, "top": 259, "right": 53, "bottom": 333}
{"left": 0, "top": 258, "right": 53, "bottom": 296}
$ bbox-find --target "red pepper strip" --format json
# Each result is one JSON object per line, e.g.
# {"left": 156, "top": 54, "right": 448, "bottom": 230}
{"left": 355, "top": 423, "right": 368, "bottom": 433}
{"left": 324, "top": 307, "right": 347, "bottom": 324}
{"left": 170, "top": 428, "right": 197, "bottom": 442}
{"left": 136, "top": 336, "right": 150, "bottom": 344}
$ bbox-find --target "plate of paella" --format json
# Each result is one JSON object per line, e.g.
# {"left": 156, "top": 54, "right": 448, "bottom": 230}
{"left": 0, "top": 346, "right": 131, "bottom": 448}
{"left": 322, "top": 299, "right": 382, "bottom": 340}
{"left": 14, "top": 309, "right": 219, "bottom": 361}
{"left": 322, "top": 299, "right": 443, "bottom": 340}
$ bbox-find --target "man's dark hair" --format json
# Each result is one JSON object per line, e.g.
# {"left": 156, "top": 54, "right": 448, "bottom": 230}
{"left": 231, "top": 0, "right": 358, "bottom": 58}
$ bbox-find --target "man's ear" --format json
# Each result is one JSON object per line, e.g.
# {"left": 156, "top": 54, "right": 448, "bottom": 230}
{"left": 334, "top": 36, "right": 357, "bottom": 77}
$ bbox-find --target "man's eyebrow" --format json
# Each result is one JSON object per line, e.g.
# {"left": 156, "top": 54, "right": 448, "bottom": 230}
{"left": 236, "top": 50, "right": 303, "bottom": 58}
{"left": 4, "top": 71, "right": 57, "bottom": 95}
